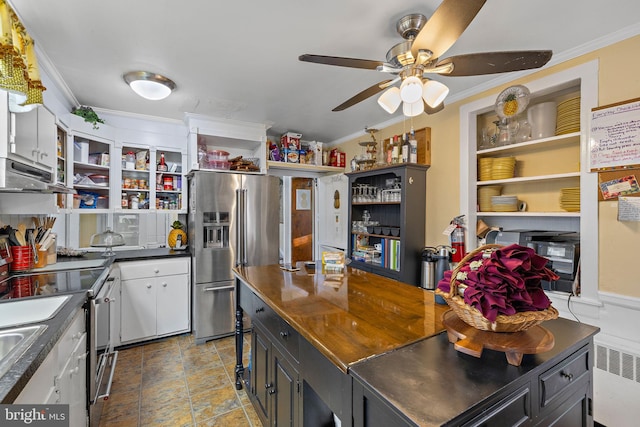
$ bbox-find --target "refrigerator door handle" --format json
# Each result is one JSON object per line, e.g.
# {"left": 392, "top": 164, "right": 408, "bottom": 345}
{"left": 236, "top": 188, "right": 243, "bottom": 266}
{"left": 241, "top": 188, "right": 248, "bottom": 265}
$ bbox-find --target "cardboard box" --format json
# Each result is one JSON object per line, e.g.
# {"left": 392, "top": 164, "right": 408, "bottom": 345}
{"left": 281, "top": 132, "right": 302, "bottom": 150}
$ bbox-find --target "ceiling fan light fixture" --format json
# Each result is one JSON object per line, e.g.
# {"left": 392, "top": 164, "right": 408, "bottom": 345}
{"left": 123, "top": 71, "right": 176, "bottom": 101}
{"left": 402, "top": 99, "right": 424, "bottom": 117}
{"left": 377, "top": 86, "right": 402, "bottom": 114}
{"left": 399, "top": 76, "right": 423, "bottom": 104}
{"left": 422, "top": 80, "right": 449, "bottom": 108}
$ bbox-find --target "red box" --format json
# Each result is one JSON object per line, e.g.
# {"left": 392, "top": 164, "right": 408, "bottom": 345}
{"left": 281, "top": 132, "right": 302, "bottom": 150}
{"left": 329, "top": 149, "right": 346, "bottom": 167}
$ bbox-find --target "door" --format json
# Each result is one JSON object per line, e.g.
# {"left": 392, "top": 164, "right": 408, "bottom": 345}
{"left": 291, "top": 178, "right": 314, "bottom": 263}
{"left": 194, "top": 281, "right": 235, "bottom": 339}
{"left": 120, "top": 277, "right": 156, "bottom": 342}
{"left": 156, "top": 274, "right": 190, "bottom": 336}
{"left": 316, "top": 174, "right": 348, "bottom": 255}
{"left": 190, "top": 172, "right": 241, "bottom": 283}
{"left": 243, "top": 175, "right": 280, "bottom": 266}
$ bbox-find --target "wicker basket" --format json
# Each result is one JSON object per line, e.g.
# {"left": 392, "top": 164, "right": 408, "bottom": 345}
{"left": 435, "top": 244, "right": 559, "bottom": 332}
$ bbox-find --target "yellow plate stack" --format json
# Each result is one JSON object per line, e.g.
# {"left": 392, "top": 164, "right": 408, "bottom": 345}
{"left": 478, "top": 185, "right": 502, "bottom": 211}
{"left": 478, "top": 158, "right": 493, "bottom": 181}
{"left": 556, "top": 97, "right": 580, "bottom": 135}
{"left": 491, "top": 157, "right": 516, "bottom": 180}
{"left": 560, "top": 187, "right": 580, "bottom": 212}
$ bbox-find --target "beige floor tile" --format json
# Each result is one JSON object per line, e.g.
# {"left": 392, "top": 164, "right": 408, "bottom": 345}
{"left": 212, "top": 335, "right": 235, "bottom": 350}
{"left": 98, "top": 415, "right": 139, "bottom": 427}
{"left": 216, "top": 346, "right": 237, "bottom": 363}
{"left": 244, "top": 404, "right": 263, "bottom": 427}
{"left": 110, "top": 369, "right": 142, "bottom": 395}
{"left": 142, "top": 361, "right": 184, "bottom": 387}
{"left": 141, "top": 376, "right": 188, "bottom": 407}
{"left": 182, "top": 349, "right": 224, "bottom": 372}
{"left": 100, "top": 390, "right": 140, "bottom": 423}
{"left": 196, "top": 407, "right": 251, "bottom": 426}
{"left": 100, "top": 333, "right": 266, "bottom": 427}
{"left": 191, "top": 385, "right": 242, "bottom": 424}
{"left": 186, "top": 365, "right": 231, "bottom": 395}
{"left": 140, "top": 399, "right": 193, "bottom": 427}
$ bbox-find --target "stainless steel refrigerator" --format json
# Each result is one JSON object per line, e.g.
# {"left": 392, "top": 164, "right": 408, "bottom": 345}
{"left": 188, "top": 171, "right": 280, "bottom": 344}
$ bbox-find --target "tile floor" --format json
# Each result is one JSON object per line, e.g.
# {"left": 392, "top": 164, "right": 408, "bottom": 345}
{"left": 98, "top": 332, "right": 260, "bottom": 427}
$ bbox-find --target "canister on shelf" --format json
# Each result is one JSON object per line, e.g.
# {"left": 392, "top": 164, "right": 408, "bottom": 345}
{"left": 164, "top": 176, "right": 173, "bottom": 190}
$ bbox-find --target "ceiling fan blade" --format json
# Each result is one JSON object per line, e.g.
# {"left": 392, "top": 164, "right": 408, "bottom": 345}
{"left": 299, "top": 54, "right": 383, "bottom": 70}
{"left": 332, "top": 80, "right": 393, "bottom": 111}
{"left": 424, "top": 102, "right": 445, "bottom": 115}
{"left": 433, "top": 50, "right": 553, "bottom": 76}
{"left": 411, "top": 0, "right": 486, "bottom": 59}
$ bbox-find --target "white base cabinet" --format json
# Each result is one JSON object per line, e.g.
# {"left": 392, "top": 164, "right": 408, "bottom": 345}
{"left": 118, "top": 258, "right": 190, "bottom": 344}
{"left": 14, "top": 310, "right": 87, "bottom": 427}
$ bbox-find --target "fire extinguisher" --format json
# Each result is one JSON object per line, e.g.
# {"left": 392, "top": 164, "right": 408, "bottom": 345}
{"left": 450, "top": 216, "right": 466, "bottom": 263}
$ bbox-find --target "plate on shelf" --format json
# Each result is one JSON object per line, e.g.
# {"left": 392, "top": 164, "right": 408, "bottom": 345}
{"left": 495, "top": 85, "right": 530, "bottom": 118}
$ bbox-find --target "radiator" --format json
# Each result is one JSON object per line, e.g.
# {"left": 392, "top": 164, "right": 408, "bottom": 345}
{"left": 593, "top": 342, "right": 640, "bottom": 426}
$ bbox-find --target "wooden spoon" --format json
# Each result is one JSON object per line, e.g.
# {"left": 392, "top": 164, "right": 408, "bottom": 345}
{"left": 16, "top": 223, "right": 27, "bottom": 246}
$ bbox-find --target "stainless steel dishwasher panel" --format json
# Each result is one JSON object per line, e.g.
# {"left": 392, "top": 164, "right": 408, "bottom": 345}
{"left": 194, "top": 281, "right": 235, "bottom": 344}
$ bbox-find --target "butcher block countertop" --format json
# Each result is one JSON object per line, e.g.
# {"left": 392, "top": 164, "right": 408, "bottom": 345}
{"left": 233, "top": 263, "right": 449, "bottom": 373}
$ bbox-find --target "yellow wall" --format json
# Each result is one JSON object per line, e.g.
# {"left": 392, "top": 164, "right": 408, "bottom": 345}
{"left": 337, "top": 34, "right": 640, "bottom": 298}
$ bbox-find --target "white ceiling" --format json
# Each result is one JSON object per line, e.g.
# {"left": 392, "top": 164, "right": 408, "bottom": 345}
{"left": 8, "top": 0, "right": 640, "bottom": 143}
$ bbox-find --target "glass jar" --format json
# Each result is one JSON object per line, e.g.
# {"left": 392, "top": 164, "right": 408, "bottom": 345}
{"left": 125, "top": 152, "right": 136, "bottom": 170}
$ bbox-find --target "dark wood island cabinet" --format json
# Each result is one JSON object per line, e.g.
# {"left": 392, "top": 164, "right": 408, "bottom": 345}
{"left": 233, "top": 264, "right": 599, "bottom": 427}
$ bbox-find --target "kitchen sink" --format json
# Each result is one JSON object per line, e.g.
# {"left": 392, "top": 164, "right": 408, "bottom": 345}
{"left": 34, "top": 258, "right": 107, "bottom": 272}
{"left": 0, "top": 295, "right": 71, "bottom": 329}
{"left": 0, "top": 325, "right": 47, "bottom": 378}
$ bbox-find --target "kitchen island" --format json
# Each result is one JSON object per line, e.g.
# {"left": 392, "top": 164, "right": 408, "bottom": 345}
{"left": 234, "top": 263, "right": 599, "bottom": 427}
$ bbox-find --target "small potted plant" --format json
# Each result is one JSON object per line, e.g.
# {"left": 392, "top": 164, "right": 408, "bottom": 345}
{"left": 72, "top": 106, "right": 104, "bottom": 130}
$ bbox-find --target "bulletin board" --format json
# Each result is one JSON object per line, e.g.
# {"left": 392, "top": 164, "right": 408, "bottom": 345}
{"left": 589, "top": 97, "right": 640, "bottom": 171}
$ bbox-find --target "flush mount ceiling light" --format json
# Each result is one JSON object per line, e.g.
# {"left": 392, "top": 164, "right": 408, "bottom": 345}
{"left": 123, "top": 71, "right": 176, "bottom": 100}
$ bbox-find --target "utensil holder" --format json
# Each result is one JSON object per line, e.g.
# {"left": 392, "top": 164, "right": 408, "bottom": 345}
{"left": 10, "top": 245, "right": 34, "bottom": 272}
{"left": 35, "top": 244, "right": 48, "bottom": 268}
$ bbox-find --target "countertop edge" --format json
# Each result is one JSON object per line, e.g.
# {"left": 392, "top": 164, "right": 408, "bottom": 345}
{"left": 0, "top": 292, "right": 87, "bottom": 403}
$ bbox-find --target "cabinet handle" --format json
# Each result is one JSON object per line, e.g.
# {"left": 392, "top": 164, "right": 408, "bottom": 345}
{"left": 146, "top": 284, "right": 152, "bottom": 289}
{"left": 279, "top": 331, "right": 289, "bottom": 339}
{"left": 255, "top": 307, "right": 265, "bottom": 313}
{"left": 154, "top": 268, "right": 160, "bottom": 273}
{"left": 265, "top": 383, "right": 273, "bottom": 389}
{"left": 162, "top": 282, "right": 167, "bottom": 287}
{"left": 560, "top": 371, "right": 574, "bottom": 381}
{"left": 268, "top": 389, "right": 276, "bottom": 395}
{"left": 40, "top": 152, "right": 49, "bottom": 159}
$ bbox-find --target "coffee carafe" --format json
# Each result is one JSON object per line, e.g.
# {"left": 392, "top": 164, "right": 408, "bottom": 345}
{"left": 421, "top": 245, "right": 452, "bottom": 290}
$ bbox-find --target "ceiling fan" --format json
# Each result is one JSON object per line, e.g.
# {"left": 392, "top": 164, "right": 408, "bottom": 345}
{"left": 299, "top": 0, "right": 552, "bottom": 116}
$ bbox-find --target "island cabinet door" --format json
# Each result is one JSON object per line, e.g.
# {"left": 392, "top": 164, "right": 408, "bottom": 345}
{"left": 352, "top": 380, "right": 414, "bottom": 427}
{"left": 252, "top": 326, "right": 271, "bottom": 423}
{"left": 272, "top": 346, "right": 300, "bottom": 427}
